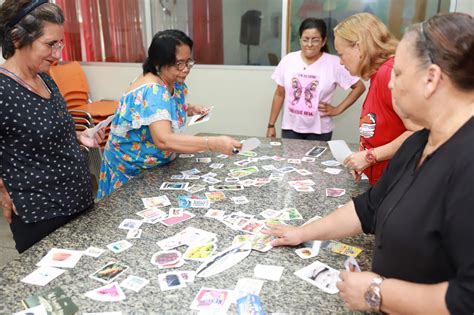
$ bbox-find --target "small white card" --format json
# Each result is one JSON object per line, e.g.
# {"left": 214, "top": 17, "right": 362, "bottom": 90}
{"left": 21, "top": 266, "right": 65, "bottom": 286}
{"left": 36, "top": 248, "right": 83, "bottom": 269}
{"left": 83, "top": 246, "right": 105, "bottom": 258}
{"left": 120, "top": 275, "right": 149, "bottom": 292}
{"left": 254, "top": 264, "right": 284, "bottom": 281}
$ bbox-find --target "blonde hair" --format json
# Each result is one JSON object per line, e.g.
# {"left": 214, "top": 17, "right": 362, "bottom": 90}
{"left": 334, "top": 13, "right": 398, "bottom": 79}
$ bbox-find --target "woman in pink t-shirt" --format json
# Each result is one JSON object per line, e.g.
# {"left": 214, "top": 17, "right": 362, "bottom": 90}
{"left": 335, "top": 13, "right": 419, "bottom": 185}
{"left": 266, "top": 18, "right": 365, "bottom": 141}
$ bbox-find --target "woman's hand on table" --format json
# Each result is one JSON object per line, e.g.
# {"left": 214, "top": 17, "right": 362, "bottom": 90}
{"left": 0, "top": 179, "right": 17, "bottom": 224}
{"left": 210, "top": 136, "right": 242, "bottom": 155}
{"left": 262, "top": 224, "right": 304, "bottom": 246}
{"left": 344, "top": 151, "right": 371, "bottom": 173}
{"left": 79, "top": 128, "right": 106, "bottom": 148}
{"left": 337, "top": 271, "right": 380, "bottom": 311}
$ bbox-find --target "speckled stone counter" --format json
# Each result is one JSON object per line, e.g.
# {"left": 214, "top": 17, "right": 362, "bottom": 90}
{"left": 0, "top": 136, "right": 373, "bottom": 314}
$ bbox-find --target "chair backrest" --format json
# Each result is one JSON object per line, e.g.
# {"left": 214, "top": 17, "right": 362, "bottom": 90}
{"left": 49, "top": 62, "right": 90, "bottom": 102}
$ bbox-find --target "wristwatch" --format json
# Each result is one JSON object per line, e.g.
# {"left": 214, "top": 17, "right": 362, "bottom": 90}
{"left": 267, "top": 123, "right": 275, "bottom": 129}
{"left": 365, "top": 276, "right": 384, "bottom": 311}
{"left": 365, "top": 148, "right": 377, "bottom": 165}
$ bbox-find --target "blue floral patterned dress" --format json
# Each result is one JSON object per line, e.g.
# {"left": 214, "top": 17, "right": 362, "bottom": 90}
{"left": 97, "top": 82, "right": 188, "bottom": 199}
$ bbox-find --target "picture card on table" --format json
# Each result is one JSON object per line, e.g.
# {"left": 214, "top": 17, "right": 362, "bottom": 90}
{"left": 294, "top": 260, "right": 340, "bottom": 294}
{"left": 325, "top": 188, "right": 346, "bottom": 198}
{"left": 233, "top": 278, "right": 264, "bottom": 303}
{"left": 305, "top": 146, "right": 327, "bottom": 158}
{"left": 106, "top": 240, "right": 133, "bottom": 254}
{"left": 120, "top": 275, "right": 149, "bottom": 292}
{"left": 36, "top": 248, "right": 83, "bottom": 269}
{"left": 141, "top": 195, "right": 171, "bottom": 208}
{"left": 189, "top": 287, "right": 233, "bottom": 314}
{"left": 158, "top": 272, "right": 187, "bottom": 291}
{"left": 84, "top": 282, "right": 126, "bottom": 302}
{"left": 160, "top": 182, "right": 189, "bottom": 190}
{"left": 89, "top": 262, "right": 129, "bottom": 284}
{"left": 159, "top": 211, "right": 195, "bottom": 226}
{"left": 21, "top": 266, "right": 65, "bottom": 286}
{"left": 118, "top": 219, "right": 143, "bottom": 230}
{"left": 83, "top": 246, "right": 106, "bottom": 258}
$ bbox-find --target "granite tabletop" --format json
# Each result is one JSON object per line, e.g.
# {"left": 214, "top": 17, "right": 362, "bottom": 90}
{"left": 0, "top": 135, "right": 373, "bottom": 314}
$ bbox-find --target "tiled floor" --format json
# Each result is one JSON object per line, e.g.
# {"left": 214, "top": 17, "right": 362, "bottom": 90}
{"left": 0, "top": 218, "right": 19, "bottom": 267}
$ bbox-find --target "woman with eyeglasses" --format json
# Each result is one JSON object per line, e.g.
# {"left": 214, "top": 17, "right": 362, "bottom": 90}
{"left": 265, "top": 12, "right": 474, "bottom": 313}
{"left": 266, "top": 18, "right": 365, "bottom": 141}
{"left": 335, "top": 13, "right": 420, "bottom": 185}
{"left": 97, "top": 30, "right": 241, "bottom": 199}
{"left": 0, "top": 0, "right": 105, "bottom": 253}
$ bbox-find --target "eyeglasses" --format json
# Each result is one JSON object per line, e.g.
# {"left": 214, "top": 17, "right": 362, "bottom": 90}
{"left": 46, "top": 41, "right": 65, "bottom": 52}
{"left": 300, "top": 38, "right": 322, "bottom": 45}
{"left": 175, "top": 59, "right": 195, "bottom": 70}
{"left": 419, "top": 22, "right": 434, "bottom": 64}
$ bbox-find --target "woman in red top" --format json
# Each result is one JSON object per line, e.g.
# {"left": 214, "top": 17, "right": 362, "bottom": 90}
{"left": 334, "top": 13, "right": 418, "bottom": 185}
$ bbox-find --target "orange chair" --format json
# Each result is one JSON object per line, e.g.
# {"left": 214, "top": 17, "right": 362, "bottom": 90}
{"left": 49, "top": 61, "right": 118, "bottom": 146}
{"left": 49, "top": 61, "right": 118, "bottom": 118}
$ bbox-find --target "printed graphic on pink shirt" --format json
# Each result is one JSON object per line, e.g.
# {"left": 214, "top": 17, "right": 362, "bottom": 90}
{"left": 289, "top": 73, "right": 319, "bottom": 117}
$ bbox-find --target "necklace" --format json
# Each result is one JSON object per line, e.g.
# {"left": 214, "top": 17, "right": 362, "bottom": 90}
{"left": 0, "top": 67, "right": 51, "bottom": 96}
{"left": 156, "top": 74, "right": 174, "bottom": 95}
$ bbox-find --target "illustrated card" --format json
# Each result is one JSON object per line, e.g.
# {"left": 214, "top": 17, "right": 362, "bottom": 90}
{"left": 160, "top": 182, "right": 189, "bottom": 190}
{"left": 196, "top": 157, "right": 212, "bottom": 163}
{"left": 344, "top": 257, "right": 361, "bottom": 272}
{"left": 106, "top": 240, "right": 133, "bottom": 254}
{"left": 118, "top": 218, "right": 143, "bottom": 230}
{"left": 322, "top": 241, "right": 363, "bottom": 257}
{"left": 189, "top": 287, "right": 233, "bottom": 313}
{"left": 179, "top": 153, "right": 194, "bottom": 158}
{"left": 295, "top": 247, "right": 319, "bottom": 259}
{"left": 259, "top": 209, "right": 279, "bottom": 219}
{"left": 324, "top": 168, "right": 342, "bottom": 175}
{"left": 150, "top": 250, "right": 182, "bottom": 267}
{"left": 126, "top": 229, "right": 142, "bottom": 239}
{"left": 185, "top": 184, "right": 206, "bottom": 194}
{"left": 136, "top": 207, "right": 167, "bottom": 221}
{"left": 141, "top": 195, "right": 171, "bottom": 208}
{"left": 321, "top": 160, "right": 341, "bottom": 167}
{"left": 183, "top": 242, "right": 216, "bottom": 261}
{"left": 84, "top": 282, "right": 126, "bottom": 302}
{"left": 231, "top": 196, "right": 249, "bottom": 205}
{"left": 287, "top": 158, "right": 301, "bottom": 164}
{"left": 36, "top": 248, "right": 83, "bottom": 269}
{"left": 190, "top": 198, "right": 210, "bottom": 208}
{"left": 159, "top": 211, "right": 195, "bottom": 226}
{"left": 209, "top": 184, "right": 244, "bottom": 191}
{"left": 233, "top": 278, "right": 264, "bottom": 303}
{"left": 294, "top": 260, "right": 340, "bottom": 294}
{"left": 89, "top": 262, "right": 129, "bottom": 284}
{"left": 83, "top": 246, "right": 105, "bottom": 258}
{"left": 21, "top": 266, "right": 65, "bottom": 286}
{"left": 168, "top": 207, "right": 184, "bottom": 218}
{"left": 305, "top": 146, "right": 327, "bottom": 157}
{"left": 237, "top": 294, "right": 265, "bottom": 315}
{"left": 326, "top": 188, "right": 346, "bottom": 197}
{"left": 301, "top": 156, "right": 316, "bottom": 162}
{"left": 204, "top": 209, "right": 226, "bottom": 220}
{"left": 202, "top": 177, "right": 221, "bottom": 184}
{"left": 205, "top": 191, "right": 226, "bottom": 202}
{"left": 209, "top": 163, "right": 224, "bottom": 169}
{"left": 158, "top": 272, "right": 187, "bottom": 291}
{"left": 276, "top": 166, "right": 296, "bottom": 174}
{"left": 170, "top": 174, "right": 186, "bottom": 180}
{"left": 296, "top": 169, "right": 312, "bottom": 176}
{"left": 120, "top": 275, "right": 149, "bottom": 292}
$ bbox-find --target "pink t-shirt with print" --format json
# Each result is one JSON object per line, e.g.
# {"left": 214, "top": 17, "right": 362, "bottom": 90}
{"left": 272, "top": 51, "right": 359, "bottom": 134}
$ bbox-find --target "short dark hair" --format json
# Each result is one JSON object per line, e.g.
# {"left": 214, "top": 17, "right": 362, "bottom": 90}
{"left": 405, "top": 13, "right": 473, "bottom": 91}
{"left": 142, "top": 30, "right": 193, "bottom": 75}
{"left": 0, "top": 0, "right": 64, "bottom": 59}
{"left": 298, "top": 18, "right": 328, "bottom": 53}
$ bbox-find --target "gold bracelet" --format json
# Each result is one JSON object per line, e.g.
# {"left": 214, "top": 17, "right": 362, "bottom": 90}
{"left": 205, "top": 137, "right": 211, "bottom": 151}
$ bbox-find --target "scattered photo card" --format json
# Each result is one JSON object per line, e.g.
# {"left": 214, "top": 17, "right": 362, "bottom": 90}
{"left": 21, "top": 266, "right": 65, "bottom": 286}
{"left": 216, "top": 154, "right": 229, "bottom": 159}
{"left": 141, "top": 195, "right": 171, "bottom": 208}
{"left": 326, "top": 188, "right": 346, "bottom": 198}
{"left": 90, "top": 262, "right": 129, "bottom": 284}
{"left": 322, "top": 241, "right": 363, "bottom": 257}
{"left": 280, "top": 208, "right": 303, "bottom": 221}
{"left": 202, "top": 177, "right": 221, "bottom": 184}
{"left": 83, "top": 246, "right": 105, "bottom": 258}
{"left": 84, "top": 282, "right": 126, "bottom": 302}
{"left": 209, "top": 163, "right": 224, "bottom": 169}
{"left": 272, "top": 155, "right": 286, "bottom": 161}
{"left": 14, "top": 304, "right": 47, "bottom": 315}
{"left": 168, "top": 207, "right": 184, "bottom": 218}
{"left": 170, "top": 174, "right": 186, "bottom": 180}
{"left": 185, "top": 184, "right": 206, "bottom": 194}
{"left": 324, "top": 168, "right": 342, "bottom": 175}
{"left": 259, "top": 209, "right": 279, "bottom": 219}
{"left": 159, "top": 211, "right": 195, "bottom": 226}
{"left": 201, "top": 172, "right": 217, "bottom": 178}
{"left": 118, "top": 219, "right": 143, "bottom": 230}
{"left": 231, "top": 196, "right": 249, "bottom": 205}
{"left": 126, "top": 229, "right": 142, "bottom": 239}
{"left": 301, "top": 157, "right": 316, "bottom": 162}
{"left": 294, "top": 260, "right": 340, "bottom": 294}
{"left": 181, "top": 168, "right": 200, "bottom": 176}
{"left": 287, "top": 159, "right": 301, "bottom": 164}
{"left": 120, "top": 275, "right": 149, "bottom": 292}
{"left": 233, "top": 278, "right": 264, "bottom": 303}
{"left": 36, "top": 248, "right": 83, "bottom": 269}
{"left": 269, "top": 141, "right": 281, "bottom": 146}
{"left": 179, "top": 153, "right": 194, "bottom": 158}
{"left": 158, "top": 272, "right": 187, "bottom": 291}
{"left": 205, "top": 191, "right": 226, "bottom": 202}
{"left": 160, "top": 182, "right": 189, "bottom": 190}
{"left": 106, "top": 240, "right": 133, "bottom": 254}
{"left": 261, "top": 164, "right": 277, "bottom": 171}
{"left": 184, "top": 242, "right": 216, "bottom": 261}
{"left": 237, "top": 294, "right": 265, "bottom": 315}
{"left": 295, "top": 247, "right": 319, "bottom": 260}
{"left": 321, "top": 160, "right": 341, "bottom": 167}
{"left": 150, "top": 250, "right": 182, "bottom": 268}
{"left": 136, "top": 207, "right": 167, "bottom": 221}
{"left": 344, "top": 257, "right": 361, "bottom": 272}
{"left": 190, "top": 288, "right": 233, "bottom": 313}
{"left": 296, "top": 169, "right": 312, "bottom": 176}
{"left": 225, "top": 177, "right": 239, "bottom": 183}
{"left": 204, "top": 209, "right": 226, "bottom": 220}
{"left": 294, "top": 186, "right": 315, "bottom": 192}
{"left": 305, "top": 146, "right": 327, "bottom": 158}
{"left": 276, "top": 166, "right": 296, "bottom": 174}
{"left": 196, "top": 157, "right": 212, "bottom": 163}
{"left": 188, "top": 107, "right": 213, "bottom": 126}
{"left": 177, "top": 270, "right": 196, "bottom": 283}
{"left": 190, "top": 198, "right": 211, "bottom": 208}
{"left": 209, "top": 184, "right": 244, "bottom": 191}
{"left": 240, "top": 220, "right": 265, "bottom": 234}
{"left": 184, "top": 174, "right": 200, "bottom": 180}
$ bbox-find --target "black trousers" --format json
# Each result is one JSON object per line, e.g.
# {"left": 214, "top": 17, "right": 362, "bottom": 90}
{"left": 281, "top": 129, "right": 332, "bottom": 141}
{"left": 9, "top": 209, "right": 88, "bottom": 253}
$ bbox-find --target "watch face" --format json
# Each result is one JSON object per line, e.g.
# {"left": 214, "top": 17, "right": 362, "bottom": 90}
{"left": 365, "top": 288, "right": 380, "bottom": 309}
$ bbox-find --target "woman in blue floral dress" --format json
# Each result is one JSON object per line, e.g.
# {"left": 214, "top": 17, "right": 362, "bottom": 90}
{"left": 98, "top": 30, "right": 241, "bottom": 199}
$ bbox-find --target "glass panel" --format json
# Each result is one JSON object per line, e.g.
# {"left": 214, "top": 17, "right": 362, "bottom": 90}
{"left": 289, "top": 0, "right": 451, "bottom": 54}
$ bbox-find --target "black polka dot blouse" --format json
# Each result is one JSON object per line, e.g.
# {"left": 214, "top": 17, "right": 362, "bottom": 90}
{"left": 0, "top": 72, "right": 94, "bottom": 224}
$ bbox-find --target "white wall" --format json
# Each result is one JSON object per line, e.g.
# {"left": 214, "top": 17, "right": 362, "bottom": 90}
{"left": 83, "top": 63, "right": 365, "bottom": 143}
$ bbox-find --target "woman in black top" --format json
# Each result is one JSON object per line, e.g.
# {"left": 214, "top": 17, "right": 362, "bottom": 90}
{"left": 265, "top": 13, "right": 474, "bottom": 314}
{"left": 0, "top": 0, "right": 104, "bottom": 253}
